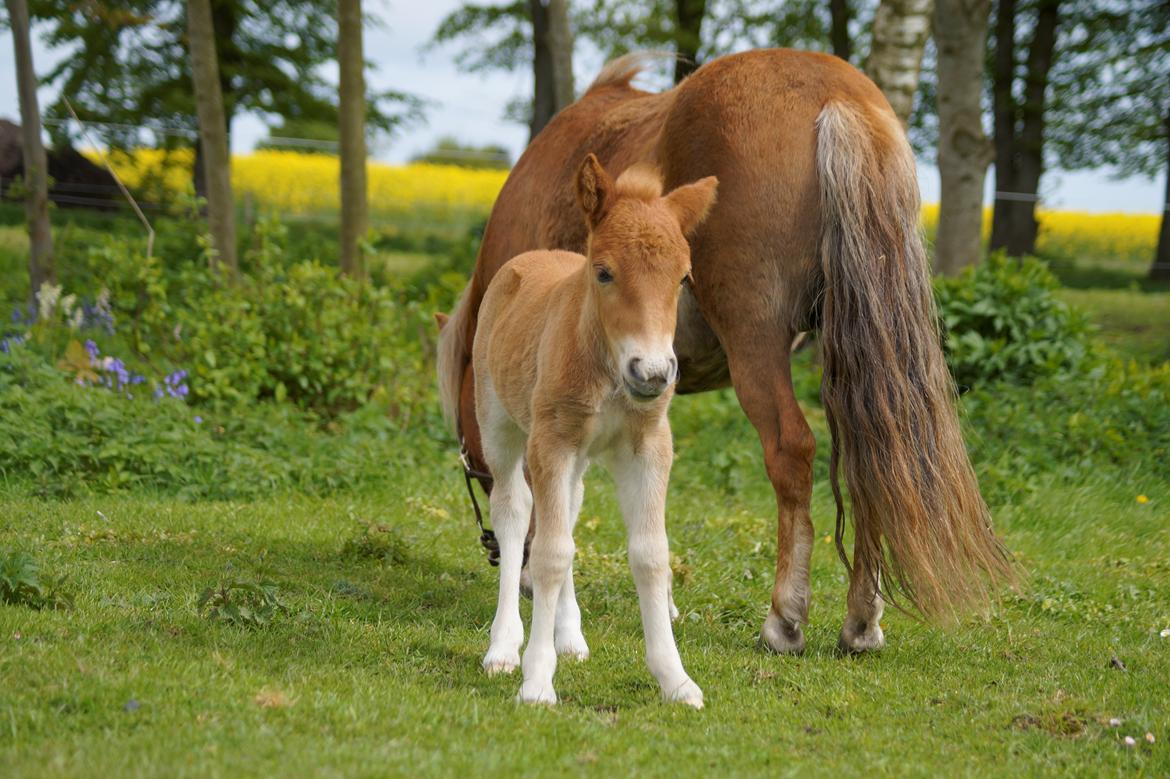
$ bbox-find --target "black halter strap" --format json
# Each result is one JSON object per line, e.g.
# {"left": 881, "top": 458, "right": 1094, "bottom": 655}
{"left": 459, "top": 437, "right": 501, "bottom": 566}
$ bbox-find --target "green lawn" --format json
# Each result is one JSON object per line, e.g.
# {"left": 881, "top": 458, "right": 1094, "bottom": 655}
{"left": 2, "top": 398, "right": 1168, "bottom": 776}
{"left": 2, "top": 204, "right": 1168, "bottom": 776}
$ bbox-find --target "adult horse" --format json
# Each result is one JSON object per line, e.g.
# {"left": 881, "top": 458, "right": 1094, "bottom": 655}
{"left": 438, "top": 49, "right": 1012, "bottom": 654}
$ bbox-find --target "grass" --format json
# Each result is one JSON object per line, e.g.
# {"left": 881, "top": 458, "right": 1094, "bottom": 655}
{"left": 1, "top": 202, "right": 1167, "bottom": 776}
{"left": 1, "top": 388, "right": 1168, "bottom": 776}
{"left": 1057, "top": 288, "right": 1170, "bottom": 364}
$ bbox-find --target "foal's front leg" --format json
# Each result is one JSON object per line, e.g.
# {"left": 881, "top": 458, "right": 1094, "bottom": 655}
{"left": 518, "top": 440, "right": 581, "bottom": 704}
{"left": 611, "top": 429, "right": 703, "bottom": 709}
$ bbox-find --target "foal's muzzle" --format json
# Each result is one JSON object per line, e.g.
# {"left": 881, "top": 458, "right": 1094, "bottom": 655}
{"left": 623, "top": 356, "right": 678, "bottom": 401}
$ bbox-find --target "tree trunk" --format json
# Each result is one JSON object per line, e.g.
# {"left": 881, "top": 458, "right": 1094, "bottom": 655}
{"left": 1006, "top": 0, "right": 1059, "bottom": 256}
{"left": 866, "top": 0, "right": 934, "bottom": 126}
{"left": 933, "top": 0, "right": 993, "bottom": 275}
{"left": 674, "top": 0, "right": 707, "bottom": 83}
{"left": 6, "top": 0, "right": 54, "bottom": 298}
{"left": 830, "top": 0, "right": 852, "bottom": 62}
{"left": 991, "top": 0, "right": 1059, "bottom": 257}
{"left": 187, "top": 0, "right": 238, "bottom": 275}
{"left": 1151, "top": 110, "right": 1170, "bottom": 283}
{"left": 989, "top": 0, "right": 1017, "bottom": 253}
{"left": 547, "top": 0, "right": 574, "bottom": 110}
{"left": 529, "top": 0, "right": 555, "bottom": 140}
{"left": 192, "top": 1, "right": 237, "bottom": 200}
{"left": 338, "top": 0, "right": 368, "bottom": 279}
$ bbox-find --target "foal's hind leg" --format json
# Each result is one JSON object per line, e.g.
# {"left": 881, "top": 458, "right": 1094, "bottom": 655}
{"left": 479, "top": 397, "right": 532, "bottom": 674}
{"left": 554, "top": 474, "right": 590, "bottom": 661}
{"left": 727, "top": 347, "right": 816, "bottom": 655}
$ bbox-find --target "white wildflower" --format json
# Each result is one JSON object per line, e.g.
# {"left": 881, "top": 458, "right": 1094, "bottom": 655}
{"left": 36, "top": 282, "right": 62, "bottom": 321}
{"left": 1147, "top": 733, "right": 1156, "bottom": 744}
{"left": 1109, "top": 718, "right": 1122, "bottom": 727}
{"left": 1123, "top": 736, "right": 1136, "bottom": 747}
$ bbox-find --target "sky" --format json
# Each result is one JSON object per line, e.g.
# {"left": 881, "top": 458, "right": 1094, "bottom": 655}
{"left": 1, "top": 0, "right": 1165, "bottom": 214}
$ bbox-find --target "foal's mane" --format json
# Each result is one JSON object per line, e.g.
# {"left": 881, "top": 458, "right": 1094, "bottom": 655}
{"left": 614, "top": 165, "right": 663, "bottom": 202}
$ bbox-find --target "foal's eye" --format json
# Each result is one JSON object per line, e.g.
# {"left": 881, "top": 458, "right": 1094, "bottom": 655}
{"left": 596, "top": 267, "right": 614, "bottom": 284}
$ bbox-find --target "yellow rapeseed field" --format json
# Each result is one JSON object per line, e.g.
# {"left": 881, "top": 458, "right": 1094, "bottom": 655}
{"left": 93, "top": 150, "right": 1160, "bottom": 262}
{"left": 92, "top": 148, "right": 509, "bottom": 222}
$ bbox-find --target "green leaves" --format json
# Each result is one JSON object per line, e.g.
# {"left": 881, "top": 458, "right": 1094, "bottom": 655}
{"left": 935, "top": 253, "right": 1092, "bottom": 389}
{"left": 197, "top": 580, "right": 288, "bottom": 628}
{"left": 0, "top": 550, "right": 73, "bottom": 610}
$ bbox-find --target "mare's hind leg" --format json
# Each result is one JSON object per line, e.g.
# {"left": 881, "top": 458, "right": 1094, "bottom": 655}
{"left": 727, "top": 346, "right": 816, "bottom": 655}
{"left": 479, "top": 393, "right": 533, "bottom": 675}
{"left": 839, "top": 542, "right": 885, "bottom": 653}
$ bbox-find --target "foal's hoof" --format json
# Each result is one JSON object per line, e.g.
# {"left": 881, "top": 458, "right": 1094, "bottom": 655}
{"left": 555, "top": 632, "right": 590, "bottom": 662}
{"left": 837, "top": 620, "right": 885, "bottom": 655}
{"left": 482, "top": 647, "right": 521, "bottom": 675}
{"left": 759, "top": 611, "right": 805, "bottom": 655}
{"left": 517, "top": 680, "right": 558, "bottom": 705}
{"left": 664, "top": 678, "right": 704, "bottom": 710}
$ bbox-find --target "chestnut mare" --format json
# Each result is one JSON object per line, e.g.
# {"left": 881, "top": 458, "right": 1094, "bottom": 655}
{"left": 439, "top": 49, "right": 1011, "bottom": 658}
{"left": 473, "top": 156, "right": 717, "bottom": 706}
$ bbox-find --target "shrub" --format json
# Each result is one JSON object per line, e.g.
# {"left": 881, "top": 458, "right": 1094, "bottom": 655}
{"left": 935, "top": 253, "right": 1091, "bottom": 389}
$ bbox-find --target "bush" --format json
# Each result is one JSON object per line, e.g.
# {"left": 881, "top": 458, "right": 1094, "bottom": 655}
{"left": 935, "top": 253, "right": 1091, "bottom": 389}
{"left": 0, "top": 336, "right": 450, "bottom": 499}
{"left": 964, "top": 358, "right": 1170, "bottom": 502}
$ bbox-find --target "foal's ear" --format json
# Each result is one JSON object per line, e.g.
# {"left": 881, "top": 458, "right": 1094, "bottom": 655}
{"left": 434, "top": 312, "right": 449, "bottom": 330}
{"left": 576, "top": 153, "right": 614, "bottom": 230}
{"left": 664, "top": 176, "right": 719, "bottom": 236}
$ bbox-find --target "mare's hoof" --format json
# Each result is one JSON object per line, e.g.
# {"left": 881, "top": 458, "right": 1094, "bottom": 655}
{"left": 837, "top": 620, "right": 885, "bottom": 655}
{"left": 759, "top": 611, "right": 805, "bottom": 655}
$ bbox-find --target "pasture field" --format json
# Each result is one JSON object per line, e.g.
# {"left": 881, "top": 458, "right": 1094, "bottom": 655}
{"left": 1, "top": 389, "right": 1168, "bottom": 778}
{"left": 1, "top": 185, "right": 1168, "bottom": 776}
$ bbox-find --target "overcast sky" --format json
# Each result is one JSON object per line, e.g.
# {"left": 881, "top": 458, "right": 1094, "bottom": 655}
{"left": 2, "top": 0, "right": 1165, "bottom": 213}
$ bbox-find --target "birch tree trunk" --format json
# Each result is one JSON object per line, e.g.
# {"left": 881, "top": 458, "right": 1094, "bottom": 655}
{"left": 867, "top": 0, "right": 933, "bottom": 126}
{"left": 6, "top": 0, "right": 54, "bottom": 298}
{"left": 338, "top": 0, "right": 368, "bottom": 279}
{"left": 187, "top": 0, "right": 238, "bottom": 275}
{"left": 933, "top": 0, "right": 993, "bottom": 275}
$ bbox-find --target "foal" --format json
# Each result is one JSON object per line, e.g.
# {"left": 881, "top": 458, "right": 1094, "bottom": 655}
{"left": 472, "top": 154, "right": 718, "bottom": 707}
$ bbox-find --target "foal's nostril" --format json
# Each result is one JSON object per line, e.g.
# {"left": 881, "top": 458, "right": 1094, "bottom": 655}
{"left": 627, "top": 357, "right": 643, "bottom": 381}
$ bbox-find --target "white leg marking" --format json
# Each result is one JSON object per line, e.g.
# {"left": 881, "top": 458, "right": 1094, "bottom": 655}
{"left": 518, "top": 451, "right": 580, "bottom": 705}
{"left": 555, "top": 475, "right": 589, "bottom": 661}
{"left": 610, "top": 434, "right": 702, "bottom": 709}
{"left": 479, "top": 390, "right": 531, "bottom": 676}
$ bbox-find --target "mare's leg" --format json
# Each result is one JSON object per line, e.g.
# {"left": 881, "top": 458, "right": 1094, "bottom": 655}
{"left": 727, "top": 346, "right": 816, "bottom": 655}
{"left": 555, "top": 474, "right": 590, "bottom": 660}
{"left": 518, "top": 440, "right": 581, "bottom": 704}
{"left": 609, "top": 430, "right": 703, "bottom": 708}
{"left": 839, "top": 541, "right": 885, "bottom": 653}
{"left": 478, "top": 390, "right": 532, "bottom": 675}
